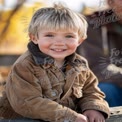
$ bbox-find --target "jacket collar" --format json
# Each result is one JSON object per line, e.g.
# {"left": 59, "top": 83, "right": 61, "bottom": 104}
{"left": 28, "top": 41, "right": 54, "bottom": 66}
{"left": 27, "top": 41, "right": 87, "bottom": 69}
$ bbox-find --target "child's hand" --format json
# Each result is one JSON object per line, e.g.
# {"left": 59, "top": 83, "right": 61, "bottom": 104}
{"left": 83, "top": 110, "right": 105, "bottom": 122}
{"left": 75, "top": 113, "right": 88, "bottom": 122}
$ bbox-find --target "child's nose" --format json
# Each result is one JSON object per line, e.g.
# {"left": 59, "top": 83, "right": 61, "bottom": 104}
{"left": 54, "top": 37, "right": 65, "bottom": 45}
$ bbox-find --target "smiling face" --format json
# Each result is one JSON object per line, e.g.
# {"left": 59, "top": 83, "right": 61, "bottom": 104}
{"left": 30, "top": 29, "right": 83, "bottom": 63}
{"left": 28, "top": 4, "right": 88, "bottom": 66}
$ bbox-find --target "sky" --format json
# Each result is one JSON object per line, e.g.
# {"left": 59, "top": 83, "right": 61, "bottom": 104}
{"left": 1, "top": 0, "right": 108, "bottom": 12}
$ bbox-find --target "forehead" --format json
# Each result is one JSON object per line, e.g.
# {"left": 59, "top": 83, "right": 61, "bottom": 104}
{"left": 38, "top": 28, "right": 78, "bottom": 34}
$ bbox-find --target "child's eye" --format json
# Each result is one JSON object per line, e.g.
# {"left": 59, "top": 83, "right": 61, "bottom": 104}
{"left": 45, "top": 34, "right": 54, "bottom": 37}
{"left": 66, "top": 35, "right": 74, "bottom": 38}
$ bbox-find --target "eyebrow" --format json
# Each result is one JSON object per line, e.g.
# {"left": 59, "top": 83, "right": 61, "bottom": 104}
{"left": 41, "top": 31, "right": 77, "bottom": 35}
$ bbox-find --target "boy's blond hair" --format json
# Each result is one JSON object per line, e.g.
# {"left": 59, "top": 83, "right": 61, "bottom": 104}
{"left": 28, "top": 4, "right": 88, "bottom": 40}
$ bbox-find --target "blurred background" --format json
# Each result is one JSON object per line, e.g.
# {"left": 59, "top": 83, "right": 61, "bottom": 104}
{"left": 0, "top": 0, "right": 108, "bottom": 82}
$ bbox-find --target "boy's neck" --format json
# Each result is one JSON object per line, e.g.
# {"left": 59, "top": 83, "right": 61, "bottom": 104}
{"left": 54, "top": 60, "right": 65, "bottom": 68}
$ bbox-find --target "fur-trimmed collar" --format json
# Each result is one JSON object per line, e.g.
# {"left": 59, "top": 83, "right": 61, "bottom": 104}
{"left": 27, "top": 41, "right": 87, "bottom": 70}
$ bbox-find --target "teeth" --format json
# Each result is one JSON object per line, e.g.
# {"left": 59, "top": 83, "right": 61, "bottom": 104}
{"left": 52, "top": 49, "right": 65, "bottom": 51}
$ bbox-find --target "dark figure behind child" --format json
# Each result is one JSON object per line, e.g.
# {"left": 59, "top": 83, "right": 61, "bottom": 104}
{"left": 77, "top": 0, "right": 122, "bottom": 107}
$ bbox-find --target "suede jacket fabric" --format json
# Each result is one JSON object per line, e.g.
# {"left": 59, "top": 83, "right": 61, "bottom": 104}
{"left": 5, "top": 42, "right": 110, "bottom": 122}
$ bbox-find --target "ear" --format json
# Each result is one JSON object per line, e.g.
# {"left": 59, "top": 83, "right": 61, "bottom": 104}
{"left": 29, "top": 33, "right": 38, "bottom": 44}
{"left": 78, "top": 39, "right": 84, "bottom": 46}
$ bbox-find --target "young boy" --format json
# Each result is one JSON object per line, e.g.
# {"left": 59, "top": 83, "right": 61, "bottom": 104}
{"left": 5, "top": 4, "right": 110, "bottom": 122}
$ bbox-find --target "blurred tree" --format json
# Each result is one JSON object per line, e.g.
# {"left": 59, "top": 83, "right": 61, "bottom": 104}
{"left": 0, "top": 0, "right": 46, "bottom": 54}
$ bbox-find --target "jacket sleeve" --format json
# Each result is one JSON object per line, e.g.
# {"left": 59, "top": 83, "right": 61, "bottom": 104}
{"left": 5, "top": 62, "right": 78, "bottom": 122}
{"left": 78, "top": 69, "right": 110, "bottom": 118}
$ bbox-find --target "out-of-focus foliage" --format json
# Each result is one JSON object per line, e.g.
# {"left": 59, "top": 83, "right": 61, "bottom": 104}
{"left": 0, "top": 1, "right": 46, "bottom": 54}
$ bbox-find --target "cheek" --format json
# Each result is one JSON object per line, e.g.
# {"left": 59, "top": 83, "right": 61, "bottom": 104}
{"left": 38, "top": 41, "right": 49, "bottom": 48}
{"left": 69, "top": 43, "right": 79, "bottom": 50}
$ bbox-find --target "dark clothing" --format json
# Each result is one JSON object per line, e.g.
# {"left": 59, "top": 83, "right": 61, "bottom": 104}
{"left": 77, "top": 9, "right": 122, "bottom": 87}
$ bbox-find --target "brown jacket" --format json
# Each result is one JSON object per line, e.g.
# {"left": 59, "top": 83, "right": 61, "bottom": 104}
{"left": 5, "top": 42, "right": 110, "bottom": 122}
